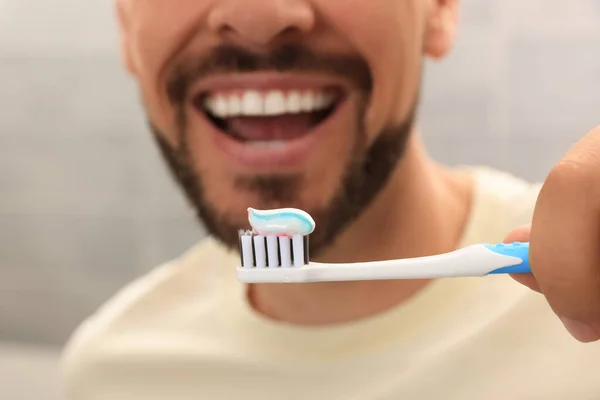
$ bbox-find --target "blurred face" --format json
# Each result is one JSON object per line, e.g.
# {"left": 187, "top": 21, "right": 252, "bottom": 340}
{"left": 116, "top": 0, "right": 458, "bottom": 254}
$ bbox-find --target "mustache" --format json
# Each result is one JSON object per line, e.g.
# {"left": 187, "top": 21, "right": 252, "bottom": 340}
{"left": 166, "top": 43, "right": 372, "bottom": 105}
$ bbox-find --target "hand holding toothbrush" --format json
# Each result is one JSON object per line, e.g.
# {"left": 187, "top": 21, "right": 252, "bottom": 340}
{"left": 238, "top": 125, "right": 600, "bottom": 344}
{"left": 503, "top": 124, "right": 600, "bottom": 343}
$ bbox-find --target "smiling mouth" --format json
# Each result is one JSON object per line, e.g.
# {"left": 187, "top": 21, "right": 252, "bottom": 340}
{"left": 192, "top": 88, "right": 345, "bottom": 147}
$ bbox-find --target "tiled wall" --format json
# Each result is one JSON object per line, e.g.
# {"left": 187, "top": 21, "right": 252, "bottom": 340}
{"left": 1, "top": 0, "right": 599, "bottom": 346}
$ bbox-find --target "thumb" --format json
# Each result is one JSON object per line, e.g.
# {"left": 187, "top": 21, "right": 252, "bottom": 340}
{"left": 503, "top": 224, "right": 541, "bottom": 293}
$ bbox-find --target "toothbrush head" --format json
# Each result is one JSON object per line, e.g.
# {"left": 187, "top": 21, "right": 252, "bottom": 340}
{"left": 238, "top": 207, "right": 313, "bottom": 269}
{"left": 237, "top": 208, "right": 533, "bottom": 284}
{"left": 238, "top": 229, "right": 310, "bottom": 269}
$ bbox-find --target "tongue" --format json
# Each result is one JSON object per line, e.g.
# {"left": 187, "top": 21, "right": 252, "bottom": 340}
{"left": 227, "top": 114, "right": 316, "bottom": 141}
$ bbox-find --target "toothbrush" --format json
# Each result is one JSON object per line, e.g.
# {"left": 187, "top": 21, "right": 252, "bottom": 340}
{"left": 236, "top": 208, "right": 531, "bottom": 284}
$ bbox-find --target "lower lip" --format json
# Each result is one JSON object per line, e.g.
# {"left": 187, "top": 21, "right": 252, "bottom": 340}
{"left": 195, "top": 100, "right": 349, "bottom": 170}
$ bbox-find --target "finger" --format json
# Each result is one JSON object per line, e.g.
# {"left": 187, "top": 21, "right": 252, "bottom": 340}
{"left": 503, "top": 225, "right": 541, "bottom": 293}
{"left": 530, "top": 125, "right": 600, "bottom": 342}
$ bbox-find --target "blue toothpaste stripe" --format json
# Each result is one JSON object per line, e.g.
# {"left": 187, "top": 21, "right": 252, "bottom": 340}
{"left": 249, "top": 209, "right": 315, "bottom": 235}
{"left": 254, "top": 211, "right": 312, "bottom": 228}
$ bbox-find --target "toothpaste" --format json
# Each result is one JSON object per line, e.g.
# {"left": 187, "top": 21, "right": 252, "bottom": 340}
{"left": 247, "top": 207, "right": 316, "bottom": 236}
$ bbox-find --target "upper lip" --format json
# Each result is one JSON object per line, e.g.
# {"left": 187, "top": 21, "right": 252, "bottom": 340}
{"left": 189, "top": 72, "right": 350, "bottom": 99}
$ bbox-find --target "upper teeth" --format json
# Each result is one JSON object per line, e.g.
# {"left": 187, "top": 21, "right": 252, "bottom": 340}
{"left": 203, "top": 90, "right": 336, "bottom": 118}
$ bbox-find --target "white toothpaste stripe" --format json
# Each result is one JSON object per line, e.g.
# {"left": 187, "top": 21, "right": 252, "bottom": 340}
{"left": 250, "top": 216, "right": 308, "bottom": 235}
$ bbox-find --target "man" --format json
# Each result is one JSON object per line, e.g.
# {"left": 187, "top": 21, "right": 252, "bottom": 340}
{"left": 61, "top": 0, "right": 600, "bottom": 398}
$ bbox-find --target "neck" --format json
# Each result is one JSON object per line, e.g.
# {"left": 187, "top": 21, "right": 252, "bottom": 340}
{"left": 248, "top": 135, "right": 474, "bottom": 326}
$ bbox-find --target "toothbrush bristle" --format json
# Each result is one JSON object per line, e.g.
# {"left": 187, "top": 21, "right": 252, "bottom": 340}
{"left": 238, "top": 230, "right": 309, "bottom": 268}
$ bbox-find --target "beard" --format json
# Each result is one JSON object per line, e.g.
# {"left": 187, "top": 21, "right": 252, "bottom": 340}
{"left": 149, "top": 43, "right": 419, "bottom": 258}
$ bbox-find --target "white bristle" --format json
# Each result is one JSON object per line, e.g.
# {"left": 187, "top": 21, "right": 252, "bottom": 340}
{"left": 267, "top": 236, "right": 279, "bottom": 268}
{"left": 254, "top": 235, "right": 266, "bottom": 268}
{"left": 292, "top": 235, "right": 305, "bottom": 267}
{"left": 279, "top": 237, "right": 292, "bottom": 268}
{"left": 241, "top": 234, "right": 254, "bottom": 268}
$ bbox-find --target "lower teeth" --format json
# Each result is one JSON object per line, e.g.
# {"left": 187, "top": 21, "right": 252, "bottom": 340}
{"left": 247, "top": 140, "right": 287, "bottom": 148}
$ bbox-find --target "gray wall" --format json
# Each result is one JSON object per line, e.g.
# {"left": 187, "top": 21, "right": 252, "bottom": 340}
{"left": 1, "top": 0, "right": 600, "bottom": 347}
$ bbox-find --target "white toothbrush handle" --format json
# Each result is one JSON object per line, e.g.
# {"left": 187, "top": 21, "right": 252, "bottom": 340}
{"left": 237, "top": 243, "right": 530, "bottom": 283}
{"left": 309, "top": 243, "right": 530, "bottom": 281}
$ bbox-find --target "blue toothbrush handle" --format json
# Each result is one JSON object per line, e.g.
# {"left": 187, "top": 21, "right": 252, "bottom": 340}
{"left": 484, "top": 242, "right": 531, "bottom": 274}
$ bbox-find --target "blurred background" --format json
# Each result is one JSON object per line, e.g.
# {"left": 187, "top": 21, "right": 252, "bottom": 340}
{"left": 1, "top": 0, "right": 599, "bottom": 398}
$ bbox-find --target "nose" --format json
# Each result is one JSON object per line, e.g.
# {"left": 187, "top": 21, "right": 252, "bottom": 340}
{"left": 207, "top": 0, "right": 316, "bottom": 48}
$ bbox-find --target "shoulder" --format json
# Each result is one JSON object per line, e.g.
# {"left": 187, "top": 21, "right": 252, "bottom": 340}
{"left": 63, "top": 236, "right": 231, "bottom": 336}
{"left": 461, "top": 166, "right": 543, "bottom": 244}
{"left": 59, "top": 236, "right": 235, "bottom": 396}
{"left": 471, "top": 166, "right": 542, "bottom": 203}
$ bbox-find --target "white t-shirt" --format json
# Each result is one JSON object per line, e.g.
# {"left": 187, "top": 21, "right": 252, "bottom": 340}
{"left": 60, "top": 167, "right": 600, "bottom": 400}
